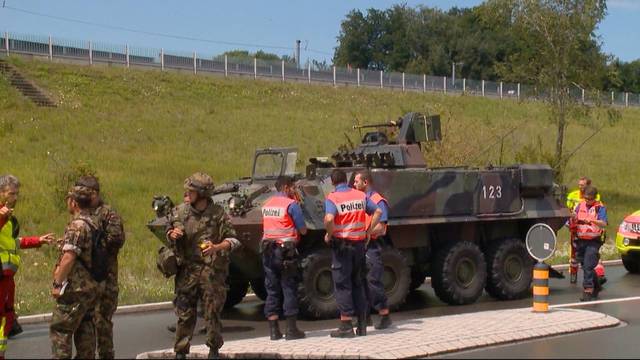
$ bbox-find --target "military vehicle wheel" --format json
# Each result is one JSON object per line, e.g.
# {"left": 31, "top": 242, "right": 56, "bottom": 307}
{"left": 410, "top": 268, "right": 428, "bottom": 290}
{"left": 485, "top": 239, "right": 533, "bottom": 300}
{"left": 224, "top": 277, "right": 249, "bottom": 309}
{"left": 299, "top": 249, "right": 337, "bottom": 319}
{"left": 432, "top": 241, "right": 487, "bottom": 305}
{"left": 381, "top": 248, "right": 411, "bottom": 310}
{"left": 250, "top": 278, "right": 268, "bottom": 301}
{"left": 622, "top": 254, "right": 640, "bottom": 273}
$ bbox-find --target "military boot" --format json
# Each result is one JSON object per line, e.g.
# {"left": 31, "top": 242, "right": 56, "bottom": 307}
{"left": 355, "top": 315, "right": 367, "bottom": 336}
{"left": 269, "top": 319, "right": 283, "bottom": 340}
{"left": 375, "top": 314, "right": 392, "bottom": 330}
{"left": 175, "top": 353, "right": 187, "bottom": 359}
{"left": 8, "top": 319, "right": 23, "bottom": 338}
{"left": 208, "top": 347, "right": 220, "bottom": 359}
{"left": 330, "top": 320, "right": 355, "bottom": 338}
{"left": 285, "top": 316, "right": 306, "bottom": 340}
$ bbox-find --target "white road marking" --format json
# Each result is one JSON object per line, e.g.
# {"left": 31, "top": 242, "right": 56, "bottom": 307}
{"left": 550, "top": 295, "right": 640, "bottom": 308}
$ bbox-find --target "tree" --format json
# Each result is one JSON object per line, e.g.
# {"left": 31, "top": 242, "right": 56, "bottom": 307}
{"left": 479, "top": 0, "right": 613, "bottom": 181}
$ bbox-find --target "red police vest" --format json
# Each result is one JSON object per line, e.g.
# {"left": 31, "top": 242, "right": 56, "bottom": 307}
{"left": 575, "top": 201, "right": 604, "bottom": 240}
{"left": 327, "top": 188, "right": 367, "bottom": 241}
{"left": 366, "top": 191, "right": 388, "bottom": 240}
{"left": 262, "top": 195, "right": 299, "bottom": 243}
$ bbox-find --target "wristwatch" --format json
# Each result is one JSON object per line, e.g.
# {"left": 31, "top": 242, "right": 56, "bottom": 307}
{"left": 52, "top": 281, "right": 63, "bottom": 289}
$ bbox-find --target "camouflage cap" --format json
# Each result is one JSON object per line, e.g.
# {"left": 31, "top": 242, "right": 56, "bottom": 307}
{"left": 184, "top": 172, "right": 215, "bottom": 196}
{"left": 75, "top": 175, "right": 100, "bottom": 192}
{"left": 67, "top": 185, "right": 94, "bottom": 203}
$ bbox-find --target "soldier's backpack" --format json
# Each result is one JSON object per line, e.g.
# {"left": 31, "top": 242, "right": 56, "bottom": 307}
{"left": 78, "top": 218, "right": 109, "bottom": 282}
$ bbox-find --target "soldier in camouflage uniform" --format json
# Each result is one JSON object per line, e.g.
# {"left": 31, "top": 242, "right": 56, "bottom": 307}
{"left": 166, "top": 173, "right": 241, "bottom": 359}
{"left": 50, "top": 186, "right": 99, "bottom": 359}
{"left": 75, "top": 176, "right": 125, "bottom": 359}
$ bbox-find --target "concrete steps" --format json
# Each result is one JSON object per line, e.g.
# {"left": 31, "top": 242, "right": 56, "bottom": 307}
{"left": 0, "top": 58, "right": 57, "bottom": 107}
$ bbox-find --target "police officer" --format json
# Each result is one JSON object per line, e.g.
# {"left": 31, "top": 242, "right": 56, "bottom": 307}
{"left": 353, "top": 171, "right": 392, "bottom": 330}
{"left": 50, "top": 186, "right": 99, "bottom": 359}
{"left": 566, "top": 176, "right": 602, "bottom": 284}
{"left": 570, "top": 185, "right": 607, "bottom": 302}
{"left": 261, "top": 176, "right": 307, "bottom": 341}
{"left": 166, "top": 172, "right": 241, "bottom": 359}
{"left": 75, "top": 176, "right": 125, "bottom": 359}
{"left": 324, "top": 169, "right": 382, "bottom": 338}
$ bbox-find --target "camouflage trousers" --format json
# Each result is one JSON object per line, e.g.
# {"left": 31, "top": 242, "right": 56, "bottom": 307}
{"left": 173, "top": 264, "right": 227, "bottom": 355}
{"left": 94, "top": 278, "right": 119, "bottom": 359}
{"left": 50, "top": 291, "right": 97, "bottom": 359}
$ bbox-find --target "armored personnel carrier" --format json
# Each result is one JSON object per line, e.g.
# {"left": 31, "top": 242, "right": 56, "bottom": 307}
{"left": 148, "top": 112, "right": 570, "bottom": 318}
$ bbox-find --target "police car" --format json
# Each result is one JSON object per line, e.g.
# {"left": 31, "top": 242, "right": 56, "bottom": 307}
{"left": 616, "top": 210, "right": 640, "bottom": 273}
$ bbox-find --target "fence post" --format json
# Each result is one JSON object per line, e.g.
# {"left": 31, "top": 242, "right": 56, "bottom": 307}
{"left": 463, "top": 78, "right": 466, "bottom": 94}
{"left": 48, "top": 35, "right": 53, "bottom": 60}
{"left": 517, "top": 83, "right": 521, "bottom": 100}
{"left": 254, "top": 58, "right": 257, "bottom": 80}
{"left": 4, "top": 32, "right": 8, "bottom": 54}
{"left": 625, "top": 92, "right": 630, "bottom": 107}
{"left": 402, "top": 72, "right": 405, "bottom": 92}
{"left": 380, "top": 71, "right": 383, "bottom": 89}
{"left": 443, "top": 77, "right": 447, "bottom": 94}
{"left": 125, "top": 45, "right": 130, "bottom": 68}
{"left": 308, "top": 62, "right": 311, "bottom": 84}
{"left": 193, "top": 52, "right": 197, "bottom": 74}
{"left": 333, "top": 66, "right": 336, "bottom": 87}
{"left": 423, "top": 74, "right": 426, "bottom": 92}
{"left": 357, "top": 68, "right": 360, "bottom": 87}
{"left": 482, "top": 80, "right": 485, "bottom": 97}
{"left": 500, "top": 82, "right": 503, "bottom": 99}
{"left": 611, "top": 91, "right": 614, "bottom": 105}
{"left": 282, "top": 60, "right": 285, "bottom": 82}
{"left": 89, "top": 41, "right": 93, "bottom": 65}
{"left": 160, "top": 48, "right": 164, "bottom": 71}
{"left": 582, "top": 89, "right": 585, "bottom": 104}
{"left": 224, "top": 55, "right": 228, "bottom": 77}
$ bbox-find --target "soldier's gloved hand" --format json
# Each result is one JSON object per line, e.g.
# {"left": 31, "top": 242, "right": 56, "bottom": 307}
{"left": 168, "top": 228, "right": 184, "bottom": 241}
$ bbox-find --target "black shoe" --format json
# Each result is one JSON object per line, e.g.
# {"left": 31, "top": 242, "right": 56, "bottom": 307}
{"left": 285, "top": 316, "right": 306, "bottom": 340}
{"left": 167, "top": 324, "right": 176, "bottom": 333}
{"left": 330, "top": 320, "right": 355, "bottom": 338}
{"left": 375, "top": 314, "right": 392, "bottom": 330}
{"left": 570, "top": 272, "right": 577, "bottom": 284}
{"left": 175, "top": 353, "right": 187, "bottom": 359}
{"left": 208, "top": 347, "right": 220, "bottom": 359}
{"left": 268, "top": 319, "right": 283, "bottom": 340}
{"left": 580, "top": 291, "right": 596, "bottom": 302}
{"left": 599, "top": 276, "right": 607, "bottom": 286}
{"left": 8, "top": 319, "right": 23, "bottom": 338}
{"left": 355, "top": 315, "right": 367, "bottom": 336}
{"left": 549, "top": 267, "right": 565, "bottom": 279}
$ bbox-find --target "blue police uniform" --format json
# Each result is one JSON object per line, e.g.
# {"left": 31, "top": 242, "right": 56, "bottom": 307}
{"left": 325, "top": 184, "right": 378, "bottom": 319}
{"left": 365, "top": 190, "right": 389, "bottom": 313}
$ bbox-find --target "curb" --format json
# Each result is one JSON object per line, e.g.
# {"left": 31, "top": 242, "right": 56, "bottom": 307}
{"left": 18, "top": 259, "right": 623, "bottom": 325}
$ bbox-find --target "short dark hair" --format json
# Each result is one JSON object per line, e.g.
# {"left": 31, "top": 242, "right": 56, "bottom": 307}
{"left": 330, "top": 169, "right": 347, "bottom": 186}
{"left": 76, "top": 175, "right": 100, "bottom": 192}
{"left": 275, "top": 175, "right": 294, "bottom": 192}
{"left": 583, "top": 185, "right": 598, "bottom": 198}
{"left": 579, "top": 176, "right": 592, "bottom": 185}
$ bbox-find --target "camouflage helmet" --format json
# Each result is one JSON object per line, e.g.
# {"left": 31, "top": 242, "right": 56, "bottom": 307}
{"left": 67, "top": 185, "right": 94, "bottom": 204}
{"left": 184, "top": 172, "right": 215, "bottom": 197}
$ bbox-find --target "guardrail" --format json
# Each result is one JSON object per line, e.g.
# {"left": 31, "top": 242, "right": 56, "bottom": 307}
{"left": 2, "top": 31, "right": 638, "bottom": 108}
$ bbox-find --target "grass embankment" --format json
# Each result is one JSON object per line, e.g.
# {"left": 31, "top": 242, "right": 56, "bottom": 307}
{"left": 1, "top": 56, "right": 639, "bottom": 315}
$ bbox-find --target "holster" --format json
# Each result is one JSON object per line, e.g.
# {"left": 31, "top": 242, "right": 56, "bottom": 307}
{"left": 259, "top": 239, "right": 273, "bottom": 256}
{"left": 281, "top": 241, "right": 299, "bottom": 277}
{"left": 330, "top": 237, "right": 347, "bottom": 252}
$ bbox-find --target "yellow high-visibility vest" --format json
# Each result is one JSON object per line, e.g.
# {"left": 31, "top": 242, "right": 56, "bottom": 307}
{"left": 0, "top": 220, "right": 20, "bottom": 273}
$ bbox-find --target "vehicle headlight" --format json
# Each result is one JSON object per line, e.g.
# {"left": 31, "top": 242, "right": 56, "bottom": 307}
{"left": 623, "top": 238, "right": 631, "bottom": 246}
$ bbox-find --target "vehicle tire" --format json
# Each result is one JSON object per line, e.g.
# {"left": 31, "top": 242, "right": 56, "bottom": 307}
{"left": 299, "top": 249, "right": 338, "bottom": 319}
{"left": 249, "top": 278, "right": 268, "bottom": 301}
{"left": 485, "top": 238, "right": 533, "bottom": 300}
{"left": 380, "top": 247, "right": 411, "bottom": 310}
{"left": 224, "top": 277, "right": 249, "bottom": 309}
{"left": 622, "top": 254, "right": 640, "bottom": 274}
{"left": 431, "top": 241, "right": 487, "bottom": 305}
{"left": 409, "top": 267, "right": 428, "bottom": 291}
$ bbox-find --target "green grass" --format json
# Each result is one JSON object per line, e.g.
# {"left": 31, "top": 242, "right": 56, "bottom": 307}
{"left": 1, "top": 56, "right": 639, "bottom": 315}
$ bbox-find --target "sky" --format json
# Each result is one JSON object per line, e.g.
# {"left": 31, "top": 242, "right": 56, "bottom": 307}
{"left": 0, "top": 0, "right": 638, "bottom": 65}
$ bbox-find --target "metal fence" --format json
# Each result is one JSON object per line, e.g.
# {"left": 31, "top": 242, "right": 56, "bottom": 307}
{"left": 2, "top": 30, "right": 639, "bottom": 108}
